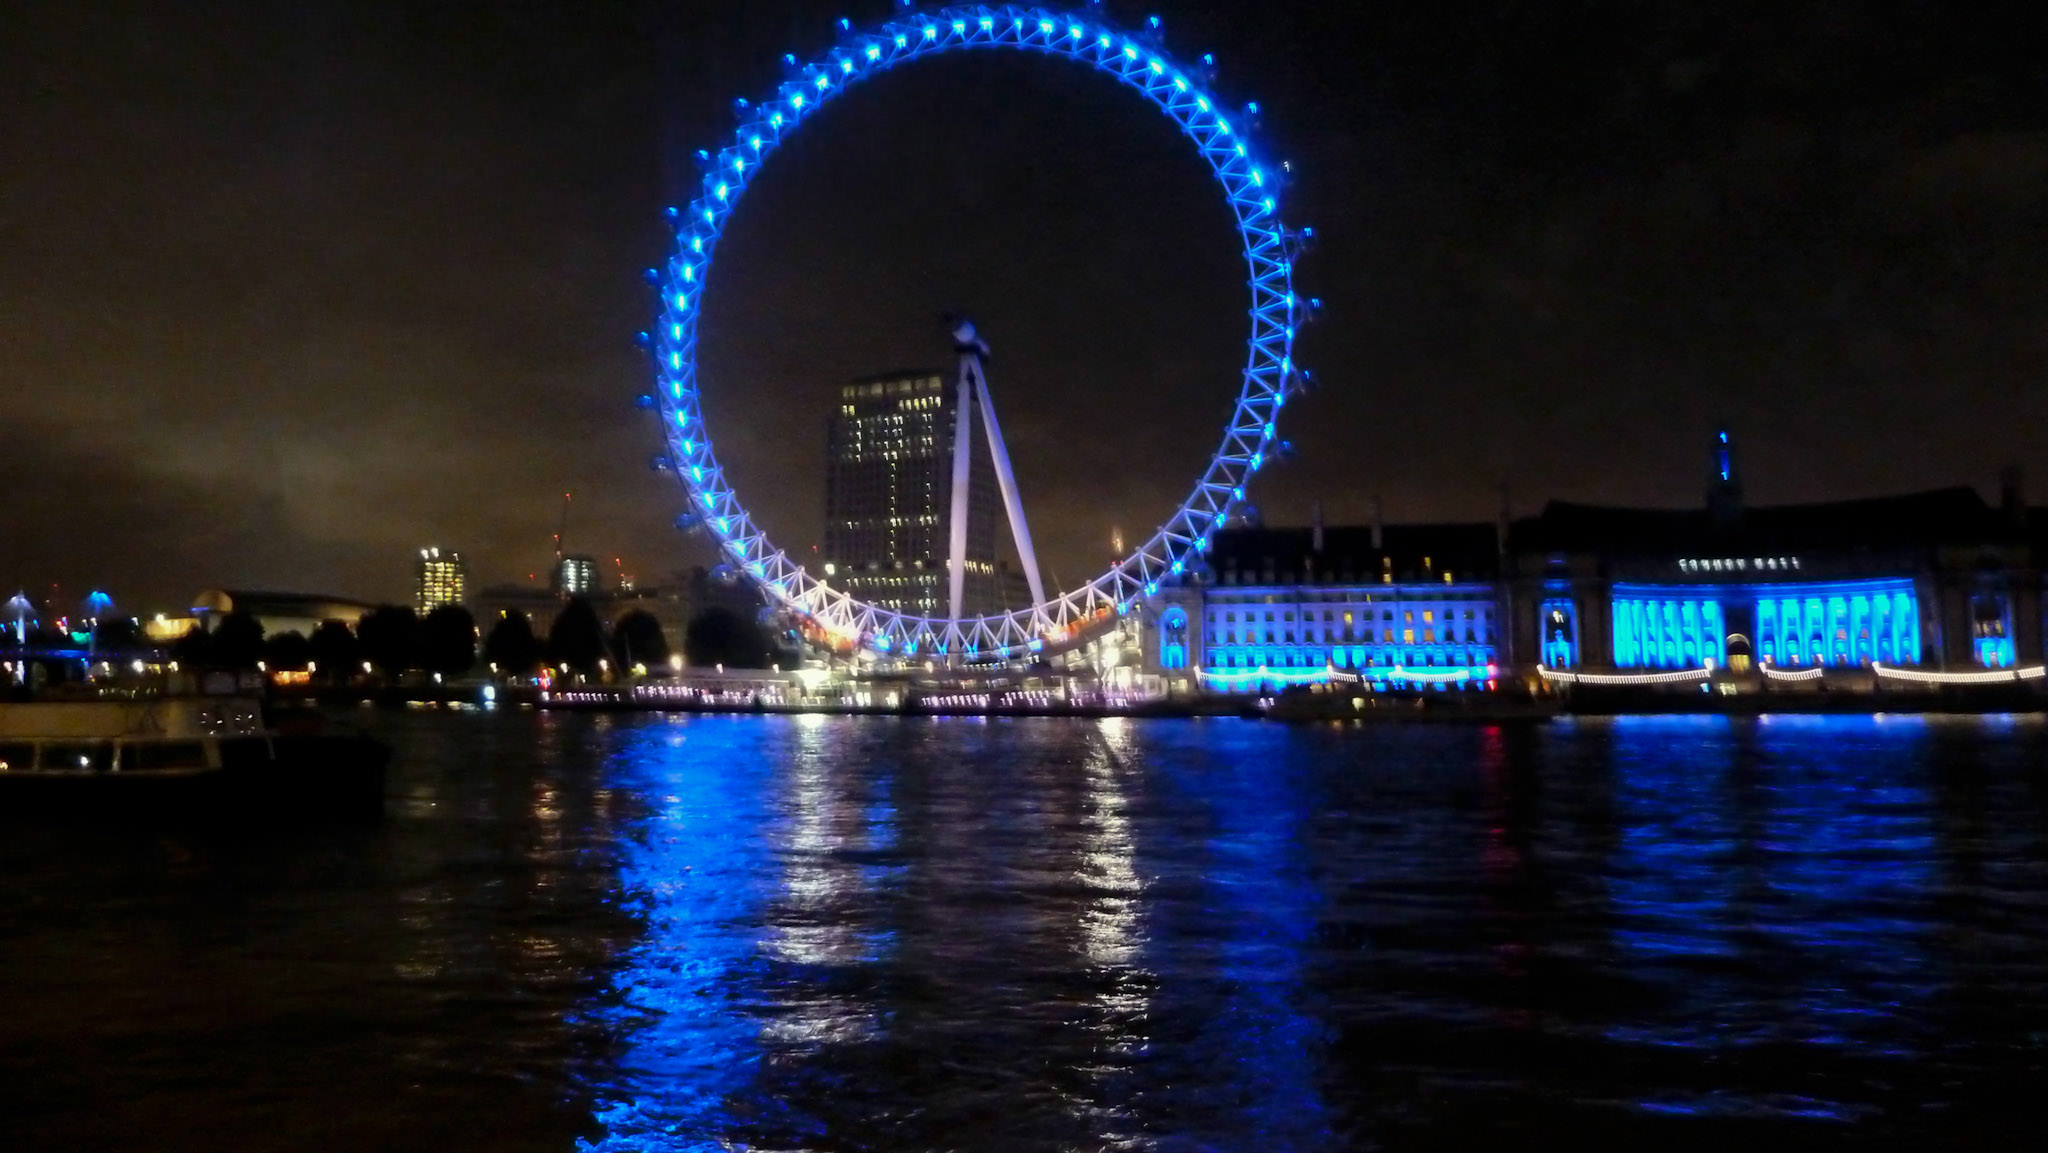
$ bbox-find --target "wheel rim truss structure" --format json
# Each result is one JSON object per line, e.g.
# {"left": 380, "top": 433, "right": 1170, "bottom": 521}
{"left": 651, "top": 4, "right": 1306, "bottom": 665}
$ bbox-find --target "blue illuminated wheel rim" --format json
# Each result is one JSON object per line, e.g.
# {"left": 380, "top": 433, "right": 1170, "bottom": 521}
{"left": 652, "top": 5, "right": 1305, "bottom": 663}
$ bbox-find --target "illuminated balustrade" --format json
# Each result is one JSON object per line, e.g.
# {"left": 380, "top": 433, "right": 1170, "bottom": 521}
{"left": 1199, "top": 663, "right": 1496, "bottom": 691}
{"left": 1538, "top": 665, "right": 1712, "bottom": 686}
{"left": 1871, "top": 663, "right": 2046, "bottom": 685}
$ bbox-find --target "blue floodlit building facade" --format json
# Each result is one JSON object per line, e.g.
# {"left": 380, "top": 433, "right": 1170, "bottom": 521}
{"left": 1147, "top": 519, "right": 1505, "bottom": 693}
{"left": 1145, "top": 434, "right": 2048, "bottom": 693}
{"left": 1507, "top": 434, "right": 2041, "bottom": 677}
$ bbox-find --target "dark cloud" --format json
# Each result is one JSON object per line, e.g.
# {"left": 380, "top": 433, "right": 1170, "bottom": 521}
{"left": 0, "top": 426, "right": 358, "bottom": 610}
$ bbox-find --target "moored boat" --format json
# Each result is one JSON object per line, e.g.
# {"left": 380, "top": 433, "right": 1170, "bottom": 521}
{"left": 0, "top": 695, "right": 387, "bottom": 819}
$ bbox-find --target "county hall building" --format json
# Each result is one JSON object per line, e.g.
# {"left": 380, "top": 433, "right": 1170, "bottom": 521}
{"left": 1144, "top": 433, "right": 2047, "bottom": 693}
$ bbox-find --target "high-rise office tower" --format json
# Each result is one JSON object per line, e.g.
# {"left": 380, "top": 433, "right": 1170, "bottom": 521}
{"left": 416, "top": 548, "right": 467, "bottom": 612}
{"left": 554, "top": 554, "right": 599, "bottom": 597}
{"left": 822, "top": 370, "right": 1007, "bottom": 616}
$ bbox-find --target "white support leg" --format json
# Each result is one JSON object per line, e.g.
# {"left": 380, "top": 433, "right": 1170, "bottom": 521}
{"left": 967, "top": 355, "right": 1048, "bottom": 613}
{"left": 946, "top": 350, "right": 976, "bottom": 622}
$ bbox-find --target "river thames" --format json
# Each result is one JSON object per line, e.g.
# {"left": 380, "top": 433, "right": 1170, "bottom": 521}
{"left": 5, "top": 711, "right": 2048, "bottom": 1150}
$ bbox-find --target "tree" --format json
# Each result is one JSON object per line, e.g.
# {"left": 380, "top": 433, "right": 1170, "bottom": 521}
{"left": 308, "top": 620, "right": 361, "bottom": 683}
{"left": 611, "top": 609, "right": 670, "bottom": 671}
{"left": 420, "top": 604, "right": 477, "bottom": 677}
{"left": 25, "top": 623, "right": 66, "bottom": 646}
{"left": 357, "top": 605, "right": 420, "bottom": 679}
{"left": 483, "top": 612, "right": 542, "bottom": 679}
{"left": 91, "top": 617, "right": 144, "bottom": 653}
{"left": 545, "top": 597, "right": 607, "bottom": 678}
{"left": 684, "top": 607, "right": 774, "bottom": 669}
{"left": 211, "top": 610, "right": 266, "bottom": 670}
{"left": 170, "top": 626, "right": 213, "bottom": 668}
{"left": 264, "top": 630, "right": 313, "bottom": 671}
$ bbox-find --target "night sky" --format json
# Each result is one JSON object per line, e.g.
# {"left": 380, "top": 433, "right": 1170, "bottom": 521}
{"left": 4, "top": 1, "right": 2043, "bottom": 614}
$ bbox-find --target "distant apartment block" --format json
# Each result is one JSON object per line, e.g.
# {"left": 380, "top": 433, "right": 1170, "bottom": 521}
{"left": 415, "top": 548, "right": 467, "bottom": 612}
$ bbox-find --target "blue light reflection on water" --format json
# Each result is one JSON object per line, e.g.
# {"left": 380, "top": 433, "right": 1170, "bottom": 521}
{"left": 574, "top": 716, "right": 1332, "bottom": 1152}
{"left": 1603, "top": 714, "right": 1943, "bottom": 1116}
{"left": 561, "top": 712, "right": 2048, "bottom": 1148}
{"left": 1134, "top": 720, "right": 1332, "bottom": 1150}
{"left": 575, "top": 717, "right": 782, "bottom": 1152}
{"left": 16, "top": 708, "right": 2048, "bottom": 1149}
{"left": 740, "top": 714, "right": 900, "bottom": 1145}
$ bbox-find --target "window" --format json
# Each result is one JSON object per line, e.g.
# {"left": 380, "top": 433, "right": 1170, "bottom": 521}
{"left": 130, "top": 741, "right": 209, "bottom": 770}
{"left": 1160, "top": 608, "right": 1189, "bottom": 670}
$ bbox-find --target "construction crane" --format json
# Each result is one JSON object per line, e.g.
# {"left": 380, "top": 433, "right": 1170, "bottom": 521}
{"left": 552, "top": 491, "right": 572, "bottom": 565}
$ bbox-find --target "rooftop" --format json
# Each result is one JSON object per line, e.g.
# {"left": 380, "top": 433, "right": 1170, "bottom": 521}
{"left": 1205, "top": 523, "right": 1501, "bottom": 584}
{"left": 1516, "top": 486, "right": 2010, "bottom": 556}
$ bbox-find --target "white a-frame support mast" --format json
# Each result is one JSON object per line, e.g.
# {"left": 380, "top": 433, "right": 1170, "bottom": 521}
{"left": 946, "top": 320, "right": 1047, "bottom": 622}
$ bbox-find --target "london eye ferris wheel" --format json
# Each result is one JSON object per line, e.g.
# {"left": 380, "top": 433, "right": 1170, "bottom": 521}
{"left": 646, "top": 3, "right": 1311, "bottom": 665}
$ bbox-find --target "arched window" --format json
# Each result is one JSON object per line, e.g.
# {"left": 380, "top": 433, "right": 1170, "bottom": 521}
{"left": 1972, "top": 590, "right": 2012, "bottom": 667}
{"left": 1160, "top": 607, "right": 1189, "bottom": 671}
{"left": 1540, "top": 600, "right": 1578, "bottom": 668}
